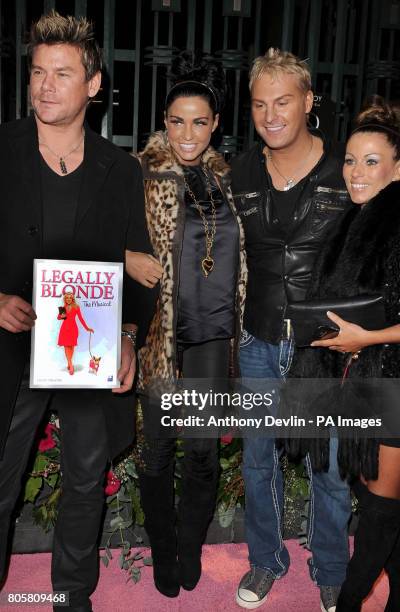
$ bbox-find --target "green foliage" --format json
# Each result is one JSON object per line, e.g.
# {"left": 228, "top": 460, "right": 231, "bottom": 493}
{"left": 100, "top": 483, "right": 150, "bottom": 583}
{"left": 32, "top": 487, "right": 61, "bottom": 532}
{"left": 24, "top": 476, "right": 43, "bottom": 503}
{"left": 129, "top": 481, "right": 145, "bottom": 526}
{"left": 46, "top": 473, "right": 59, "bottom": 488}
{"left": 283, "top": 456, "right": 309, "bottom": 499}
{"left": 27, "top": 412, "right": 311, "bottom": 585}
{"left": 217, "top": 437, "right": 244, "bottom": 525}
{"left": 32, "top": 454, "right": 49, "bottom": 473}
{"left": 23, "top": 419, "right": 61, "bottom": 521}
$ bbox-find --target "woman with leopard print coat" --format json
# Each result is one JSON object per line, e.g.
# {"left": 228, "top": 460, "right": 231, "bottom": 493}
{"left": 126, "top": 54, "right": 246, "bottom": 599}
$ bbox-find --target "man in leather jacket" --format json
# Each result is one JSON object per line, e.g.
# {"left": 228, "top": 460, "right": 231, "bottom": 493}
{"left": 231, "top": 49, "right": 352, "bottom": 612}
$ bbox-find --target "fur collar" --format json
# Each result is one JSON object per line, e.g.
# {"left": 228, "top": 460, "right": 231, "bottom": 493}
{"left": 139, "top": 130, "right": 230, "bottom": 178}
{"left": 310, "top": 180, "right": 400, "bottom": 298}
{"left": 293, "top": 180, "right": 400, "bottom": 381}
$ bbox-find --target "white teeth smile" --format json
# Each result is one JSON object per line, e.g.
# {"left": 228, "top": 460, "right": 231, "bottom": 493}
{"left": 179, "top": 144, "right": 197, "bottom": 151}
{"left": 351, "top": 183, "right": 369, "bottom": 189}
{"left": 266, "top": 126, "right": 285, "bottom": 132}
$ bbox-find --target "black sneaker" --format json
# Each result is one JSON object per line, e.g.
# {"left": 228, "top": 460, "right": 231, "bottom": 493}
{"left": 320, "top": 585, "right": 341, "bottom": 612}
{"left": 236, "top": 567, "right": 275, "bottom": 609}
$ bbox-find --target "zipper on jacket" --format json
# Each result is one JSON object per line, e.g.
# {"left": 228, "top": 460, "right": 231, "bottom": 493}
{"left": 316, "top": 202, "right": 346, "bottom": 212}
{"left": 233, "top": 191, "right": 261, "bottom": 200}
{"left": 235, "top": 189, "right": 267, "bottom": 230}
{"left": 242, "top": 206, "right": 258, "bottom": 217}
{"left": 315, "top": 186, "right": 348, "bottom": 195}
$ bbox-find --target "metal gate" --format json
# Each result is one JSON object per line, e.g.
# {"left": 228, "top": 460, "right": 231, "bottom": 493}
{"left": 1, "top": 0, "right": 399, "bottom": 152}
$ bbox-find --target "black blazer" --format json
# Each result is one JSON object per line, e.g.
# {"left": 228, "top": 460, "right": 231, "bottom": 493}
{"left": 0, "top": 116, "right": 154, "bottom": 458}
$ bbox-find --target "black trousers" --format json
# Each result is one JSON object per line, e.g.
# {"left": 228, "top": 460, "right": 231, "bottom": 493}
{"left": 138, "top": 339, "right": 231, "bottom": 574}
{"left": 0, "top": 365, "right": 109, "bottom": 608}
{"left": 140, "top": 338, "right": 231, "bottom": 476}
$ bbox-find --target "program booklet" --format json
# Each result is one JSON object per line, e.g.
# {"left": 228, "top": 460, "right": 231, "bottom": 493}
{"left": 30, "top": 259, "right": 123, "bottom": 389}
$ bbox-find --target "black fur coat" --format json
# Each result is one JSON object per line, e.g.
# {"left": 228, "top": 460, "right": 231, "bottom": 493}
{"left": 291, "top": 180, "right": 400, "bottom": 379}
{"left": 283, "top": 181, "right": 400, "bottom": 478}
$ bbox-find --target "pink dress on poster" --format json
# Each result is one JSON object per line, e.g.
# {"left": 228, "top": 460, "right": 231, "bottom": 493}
{"left": 57, "top": 306, "right": 91, "bottom": 347}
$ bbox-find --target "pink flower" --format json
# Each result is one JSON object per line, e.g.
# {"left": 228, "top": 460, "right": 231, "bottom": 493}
{"left": 45, "top": 423, "right": 57, "bottom": 435}
{"left": 105, "top": 470, "right": 121, "bottom": 496}
{"left": 38, "top": 423, "right": 57, "bottom": 452}
{"left": 38, "top": 437, "right": 56, "bottom": 452}
{"left": 220, "top": 433, "right": 234, "bottom": 445}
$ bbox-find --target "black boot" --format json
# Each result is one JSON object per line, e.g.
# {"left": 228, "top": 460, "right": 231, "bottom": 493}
{"left": 177, "top": 470, "right": 218, "bottom": 591}
{"left": 336, "top": 484, "right": 400, "bottom": 612}
{"left": 385, "top": 531, "right": 400, "bottom": 612}
{"left": 138, "top": 466, "right": 180, "bottom": 598}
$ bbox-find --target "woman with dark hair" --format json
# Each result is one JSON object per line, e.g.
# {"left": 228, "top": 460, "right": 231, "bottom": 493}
{"left": 125, "top": 52, "right": 247, "bottom": 598}
{"left": 285, "top": 97, "right": 400, "bottom": 611}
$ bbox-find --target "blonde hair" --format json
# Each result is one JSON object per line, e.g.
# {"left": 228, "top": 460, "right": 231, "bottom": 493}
{"left": 63, "top": 292, "right": 78, "bottom": 309}
{"left": 27, "top": 10, "right": 102, "bottom": 81}
{"left": 249, "top": 48, "right": 312, "bottom": 93}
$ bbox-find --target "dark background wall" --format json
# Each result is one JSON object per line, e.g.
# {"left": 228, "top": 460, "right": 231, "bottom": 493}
{"left": 0, "top": 0, "right": 399, "bottom": 152}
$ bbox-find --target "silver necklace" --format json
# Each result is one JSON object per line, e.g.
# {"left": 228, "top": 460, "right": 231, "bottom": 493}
{"left": 39, "top": 131, "right": 85, "bottom": 174}
{"left": 267, "top": 136, "right": 314, "bottom": 191}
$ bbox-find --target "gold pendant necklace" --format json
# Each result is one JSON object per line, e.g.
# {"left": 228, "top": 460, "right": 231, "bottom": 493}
{"left": 202, "top": 255, "right": 214, "bottom": 277}
{"left": 184, "top": 167, "right": 217, "bottom": 278}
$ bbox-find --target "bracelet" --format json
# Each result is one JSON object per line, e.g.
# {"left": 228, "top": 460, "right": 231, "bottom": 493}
{"left": 121, "top": 329, "right": 137, "bottom": 349}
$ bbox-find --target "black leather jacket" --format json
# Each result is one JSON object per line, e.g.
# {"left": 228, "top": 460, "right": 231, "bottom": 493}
{"left": 230, "top": 135, "right": 351, "bottom": 344}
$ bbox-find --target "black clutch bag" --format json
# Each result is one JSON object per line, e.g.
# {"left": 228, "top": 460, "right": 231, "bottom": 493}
{"left": 286, "top": 294, "right": 386, "bottom": 347}
{"left": 58, "top": 306, "right": 66, "bottom": 316}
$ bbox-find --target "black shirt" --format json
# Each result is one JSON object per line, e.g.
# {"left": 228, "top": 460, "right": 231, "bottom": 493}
{"left": 176, "top": 165, "right": 239, "bottom": 344}
{"left": 40, "top": 156, "right": 84, "bottom": 258}
{"left": 270, "top": 174, "right": 309, "bottom": 235}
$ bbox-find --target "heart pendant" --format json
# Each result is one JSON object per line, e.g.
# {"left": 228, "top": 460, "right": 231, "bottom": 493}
{"left": 201, "top": 256, "right": 214, "bottom": 277}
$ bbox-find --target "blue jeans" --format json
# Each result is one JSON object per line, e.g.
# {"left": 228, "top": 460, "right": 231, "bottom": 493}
{"left": 240, "top": 331, "right": 351, "bottom": 586}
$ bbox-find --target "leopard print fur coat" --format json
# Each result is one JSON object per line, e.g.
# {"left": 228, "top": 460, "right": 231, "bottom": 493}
{"left": 136, "top": 131, "right": 247, "bottom": 393}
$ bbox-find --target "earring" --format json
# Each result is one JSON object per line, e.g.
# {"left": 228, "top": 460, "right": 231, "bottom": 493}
{"left": 307, "top": 112, "right": 320, "bottom": 130}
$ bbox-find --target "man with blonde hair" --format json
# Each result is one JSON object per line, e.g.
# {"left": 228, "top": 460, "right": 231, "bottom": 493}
{"left": 231, "top": 48, "right": 352, "bottom": 611}
{"left": 0, "top": 11, "right": 152, "bottom": 611}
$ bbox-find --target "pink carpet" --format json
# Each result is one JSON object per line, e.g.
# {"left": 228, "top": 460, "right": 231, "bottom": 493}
{"left": 2, "top": 542, "right": 388, "bottom": 611}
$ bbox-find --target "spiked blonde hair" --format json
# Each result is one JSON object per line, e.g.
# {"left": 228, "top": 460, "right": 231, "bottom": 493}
{"left": 249, "top": 48, "right": 311, "bottom": 93}
{"left": 27, "top": 10, "right": 102, "bottom": 81}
